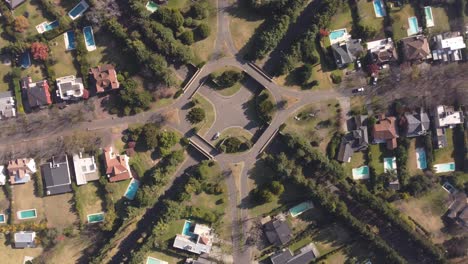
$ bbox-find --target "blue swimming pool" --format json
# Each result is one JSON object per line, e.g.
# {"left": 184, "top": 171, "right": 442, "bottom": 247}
{"left": 352, "top": 166, "right": 370, "bottom": 180}
{"left": 435, "top": 162, "right": 455, "bottom": 173}
{"left": 289, "top": 201, "right": 313, "bottom": 217}
{"left": 416, "top": 148, "right": 427, "bottom": 170}
{"left": 329, "top": 29, "right": 347, "bottom": 41}
{"left": 66, "top": 31, "right": 76, "bottom": 50}
{"left": 408, "top": 16, "right": 419, "bottom": 35}
{"left": 68, "top": 1, "right": 89, "bottom": 20}
{"left": 384, "top": 157, "right": 397, "bottom": 172}
{"left": 19, "top": 52, "right": 31, "bottom": 68}
{"left": 425, "top": 6, "right": 434, "bottom": 27}
{"left": 182, "top": 220, "right": 195, "bottom": 237}
{"left": 124, "top": 179, "right": 140, "bottom": 200}
{"left": 83, "top": 26, "right": 96, "bottom": 48}
{"left": 45, "top": 20, "right": 59, "bottom": 31}
{"left": 373, "top": 0, "right": 386, "bottom": 17}
{"left": 0, "top": 214, "right": 5, "bottom": 223}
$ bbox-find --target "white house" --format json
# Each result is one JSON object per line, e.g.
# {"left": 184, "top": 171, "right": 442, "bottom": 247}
{"left": 56, "top": 75, "right": 84, "bottom": 101}
{"left": 73, "top": 153, "right": 99, "bottom": 185}
{"left": 0, "top": 91, "right": 16, "bottom": 119}
{"left": 432, "top": 32, "right": 466, "bottom": 62}
{"left": 173, "top": 221, "right": 213, "bottom": 254}
{"left": 0, "top": 166, "right": 6, "bottom": 185}
{"left": 434, "top": 105, "right": 464, "bottom": 148}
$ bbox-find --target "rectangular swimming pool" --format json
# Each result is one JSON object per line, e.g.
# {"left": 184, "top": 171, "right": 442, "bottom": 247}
{"left": 352, "top": 166, "right": 370, "bottom": 180}
{"left": 416, "top": 148, "right": 427, "bottom": 170}
{"left": 83, "top": 26, "right": 96, "bottom": 51}
{"left": 329, "top": 29, "right": 347, "bottom": 42}
{"left": 45, "top": 20, "right": 59, "bottom": 31}
{"left": 64, "top": 31, "right": 76, "bottom": 50}
{"left": 146, "top": 1, "right": 159, "bottom": 13}
{"left": 182, "top": 220, "right": 195, "bottom": 237}
{"left": 0, "top": 214, "right": 5, "bottom": 223}
{"left": 87, "top": 212, "right": 104, "bottom": 223}
{"left": 17, "top": 209, "right": 37, "bottom": 220}
{"left": 146, "top": 257, "right": 168, "bottom": 264}
{"left": 20, "top": 52, "right": 31, "bottom": 69}
{"left": 68, "top": 1, "right": 89, "bottom": 20}
{"left": 289, "top": 201, "right": 313, "bottom": 217}
{"left": 384, "top": 157, "right": 397, "bottom": 172}
{"left": 435, "top": 162, "right": 455, "bottom": 173}
{"left": 373, "top": 0, "right": 386, "bottom": 17}
{"left": 408, "top": 16, "right": 419, "bottom": 36}
{"left": 124, "top": 179, "right": 140, "bottom": 200}
{"left": 424, "top": 6, "right": 434, "bottom": 27}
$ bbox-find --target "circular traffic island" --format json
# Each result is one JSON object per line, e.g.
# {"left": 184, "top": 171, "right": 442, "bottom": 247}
{"left": 216, "top": 127, "right": 253, "bottom": 153}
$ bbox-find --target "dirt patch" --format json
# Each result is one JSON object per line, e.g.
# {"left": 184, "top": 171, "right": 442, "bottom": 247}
{"left": 163, "top": 108, "right": 180, "bottom": 125}
{"left": 229, "top": 162, "right": 244, "bottom": 197}
{"left": 43, "top": 193, "right": 78, "bottom": 230}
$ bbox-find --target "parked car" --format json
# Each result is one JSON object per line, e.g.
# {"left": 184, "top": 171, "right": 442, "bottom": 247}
{"left": 356, "top": 60, "right": 362, "bottom": 69}
{"left": 371, "top": 76, "right": 378, "bottom": 85}
{"left": 213, "top": 132, "right": 220, "bottom": 140}
{"left": 352, "top": 87, "right": 365, "bottom": 93}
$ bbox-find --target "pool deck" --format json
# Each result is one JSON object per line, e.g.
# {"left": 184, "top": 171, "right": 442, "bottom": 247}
{"left": 352, "top": 166, "right": 370, "bottom": 180}
{"left": 83, "top": 26, "right": 97, "bottom": 52}
{"left": 434, "top": 162, "right": 455, "bottom": 173}
{"left": 407, "top": 16, "right": 420, "bottom": 36}
{"left": 124, "top": 179, "right": 140, "bottom": 200}
{"left": 384, "top": 157, "right": 397, "bottom": 173}
{"left": 68, "top": 0, "right": 90, "bottom": 20}
{"left": 425, "top": 6, "right": 435, "bottom": 28}
{"left": 415, "top": 148, "right": 427, "bottom": 170}
{"left": 289, "top": 201, "right": 314, "bottom": 217}
{"left": 64, "top": 31, "right": 76, "bottom": 51}
{"left": 146, "top": 257, "right": 169, "bottom": 264}
{"left": 87, "top": 212, "right": 105, "bottom": 223}
{"left": 329, "top": 28, "right": 350, "bottom": 45}
{"left": 17, "top": 209, "right": 37, "bottom": 220}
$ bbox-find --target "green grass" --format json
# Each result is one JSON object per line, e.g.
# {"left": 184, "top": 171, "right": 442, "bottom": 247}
{"left": 343, "top": 151, "right": 366, "bottom": 177}
{"left": 49, "top": 35, "right": 79, "bottom": 77}
{"left": 193, "top": 93, "right": 215, "bottom": 136}
{"left": 86, "top": 31, "right": 137, "bottom": 70}
{"left": 13, "top": 0, "right": 48, "bottom": 38}
{"left": 329, "top": 4, "right": 353, "bottom": 31}
{"left": 284, "top": 99, "right": 340, "bottom": 151}
{"left": 434, "top": 128, "right": 454, "bottom": 164}
{"left": 428, "top": 7, "right": 451, "bottom": 36}
{"left": 75, "top": 182, "right": 104, "bottom": 223}
{"left": 0, "top": 62, "right": 12, "bottom": 92}
{"left": 107, "top": 180, "right": 130, "bottom": 202}
{"left": 165, "top": 0, "right": 189, "bottom": 9}
{"left": 157, "top": 219, "right": 184, "bottom": 242}
{"left": 147, "top": 250, "right": 185, "bottom": 264}
{"left": 22, "top": 63, "right": 46, "bottom": 81}
{"left": 215, "top": 126, "right": 253, "bottom": 148}
{"left": 190, "top": 0, "right": 217, "bottom": 63}
{"left": 369, "top": 144, "right": 384, "bottom": 175}
{"left": 209, "top": 66, "right": 243, "bottom": 96}
{"left": 390, "top": 4, "right": 416, "bottom": 41}
{"left": 229, "top": 3, "right": 264, "bottom": 54}
{"left": 289, "top": 236, "right": 314, "bottom": 253}
{"left": 357, "top": 0, "right": 385, "bottom": 38}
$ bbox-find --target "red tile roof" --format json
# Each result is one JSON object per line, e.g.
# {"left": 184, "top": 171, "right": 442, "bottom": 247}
{"left": 89, "top": 65, "right": 120, "bottom": 93}
{"left": 373, "top": 115, "right": 398, "bottom": 150}
{"left": 103, "top": 147, "right": 131, "bottom": 182}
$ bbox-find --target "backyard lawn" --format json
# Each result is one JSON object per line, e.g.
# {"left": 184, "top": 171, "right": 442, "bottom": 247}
{"left": 343, "top": 151, "right": 366, "bottom": 177}
{"left": 369, "top": 144, "right": 384, "bottom": 175}
{"left": 49, "top": 35, "right": 79, "bottom": 77}
{"left": 12, "top": 182, "right": 46, "bottom": 223}
{"left": 0, "top": 238, "right": 43, "bottom": 264}
{"left": 428, "top": 7, "right": 450, "bottom": 35}
{"left": 193, "top": 94, "right": 215, "bottom": 136}
{"left": 43, "top": 193, "right": 78, "bottom": 230}
{"left": 75, "top": 182, "right": 104, "bottom": 223}
{"left": 434, "top": 128, "right": 454, "bottom": 164}
{"left": 0, "top": 187, "right": 10, "bottom": 223}
{"left": 0, "top": 62, "right": 12, "bottom": 92}
{"left": 229, "top": 3, "right": 264, "bottom": 54}
{"left": 284, "top": 99, "right": 340, "bottom": 151}
{"left": 329, "top": 3, "right": 353, "bottom": 31}
{"left": 390, "top": 4, "right": 416, "bottom": 41}
{"left": 394, "top": 187, "right": 450, "bottom": 243}
{"left": 107, "top": 179, "right": 130, "bottom": 202}
{"left": 357, "top": 0, "right": 385, "bottom": 38}
{"left": 22, "top": 63, "right": 46, "bottom": 81}
{"left": 407, "top": 138, "right": 424, "bottom": 176}
{"left": 13, "top": 0, "right": 48, "bottom": 38}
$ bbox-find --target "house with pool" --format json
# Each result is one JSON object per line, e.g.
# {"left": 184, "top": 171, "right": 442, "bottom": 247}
{"left": 372, "top": 114, "right": 399, "bottom": 150}
{"left": 262, "top": 215, "right": 293, "bottom": 246}
{"left": 400, "top": 109, "right": 430, "bottom": 137}
{"left": 103, "top": 146, "right": 132, "bottom": 182}
{"left": 73, "top": 152, "right": 99, "bottom": 185}
{"left": 366, "top": 38, "right": 398, "bottom": 65}
{"left": 20, "top": 76, "right": 52, "bottom": 109}
{"left": 337, "top": 115, "right": 369, "bottom": 163}
{"left": 89, "top": 64, "right": 120, "bottom": 93}
{"left": 56, "top": 75, "right": 86, "bottom": 101}
{"left": 173, "top": 221, "right": 213, "bottom": 254}
{"left": 331, "top": 38, "right": 364, "bottom": 68}
{"left": 433, "top": 105, "right": 464, "bottom": 149}
{"left": 401, "top": 35, "right": 431, "bottom": 63}
{"left": 13, "top": 231, "right": 36, "bottom": 248}
{"left": 7, "top": 158, "right": 36, "bottom": 184}
{"left": 0, "top": 91, "right": 16, "bottom": 120}
{"left": 41, "top": 155, "right": 72, "bottom": 195}
{"left": 431, "top": 32, "right": 466, "bottom": 62}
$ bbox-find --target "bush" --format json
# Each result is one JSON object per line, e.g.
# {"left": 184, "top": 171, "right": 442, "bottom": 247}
{"left": 211, "top": 70, "right": 244, "bottom": 88}
{"left": 256, "top": 91, "right": 275, "bottom": 124}
{"left": 154, "top": 8, "right": 184, "bottom": 30}
{"left": 330, "top": 72, "right": 342, "bottom": 84}
{"left": 179, "top": 30, "right": 194, "bottom": 45}
{"left": 221, "top": 137, "right": 243, "bottom": 153}
{"left": 296, "top": 64, "right": 313, "bottom": 86}
{"left": 269, "top": 181, "right": 284, "bottom": 195}
{"left": 190, "top": 2, "right": 209, "bottom": 19}
{"left": 33, "top": 166, "right": 44, "bottom": 198}
{"left": 186, "top": 107, "right": 206, "bottom": 124}
{"left": 195, "top": 23, "right": 211, "bottom": 40}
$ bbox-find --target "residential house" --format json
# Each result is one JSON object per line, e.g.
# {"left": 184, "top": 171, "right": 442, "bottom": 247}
{"left": 401, "top": 109, "right": 430, "bottom": 137}
{"left": 401, "top": 35, "right": 431, "bottom": 63}
{"left": 103, "top": 147, "right": 132, "bottom": 182}
{"left": 56, "top": 75, "right": 85, "bottom": 101}
{"left": 13, "top": 231, "right": 36, "bottom": 248}
{"left": 433, "top": 105, "right": 464, "bottom": 148}
{"left": 331, "top": 39, "right": 363, "bottom": 68}
{"left": 446, "top": 192, "right": 468, "bottom": 228}
{"left": 337, "top": 115, "right": 369, "bottom": 163}
{"left": 4, "top": 0, "right": 26, "bottom": 9}
{"left": 431, "top": 32, "right": 466, "bottom": 62}
{"left": 7, "top": 158, "right": 37, "bottom": 184}
{"left": 0, "top": 166, "right": 6, "bottom": 185}
{"left": 367, "top": 38, "right": 398, "bottom": 65}
{"left": 0, "top": 91, "right": 16, "bottom": 119}
{"left": 89, "top": 64, "right": 120, "bottom": 93}
{"left": 173, "top": 221, "right": 213, "bottom": 254}
{"left": 20, "top": 76, "right": 52, "bottom": 109}
{"left": 41, "top": 155, "right": 72, "bottom": 195}
{"left": 263, "top": 215, "right": 293, "bottom": 246}
{"left": 270, "top": 243, "right": 320, "bottom": 264}
{"left": 372, "top": 114, "right": 398, "bottom": 150}
{"left": 73, "top": 152, "right": 99, "bottom": 185}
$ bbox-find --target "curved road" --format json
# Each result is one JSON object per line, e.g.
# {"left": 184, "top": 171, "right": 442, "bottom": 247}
{"left": 0, "top": 1, "right": 353, "bottom": 263}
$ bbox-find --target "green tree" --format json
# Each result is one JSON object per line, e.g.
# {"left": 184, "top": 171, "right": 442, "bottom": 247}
{"left": 155, "top": 8, "right": 184, "bottom": 30}
{"left": 190, "top": 2, "right": 208, "bottom": 19}
{"left": 141, "top": 123, "right": 159, "bottom": 149}
{"left": 221, "top": 137, "right": 243, "bottom": 153}
{"left": 179, "top": 30, "right": 194, "bottom": 45}
{"left": 212, "top": 70, "right": 244, "bottom": 88}
{"left": 270, "top": 181, "right": 284, "bottom": 195}
{"left": 296, "top": 64, "right": 313, "bottom": 86}
{"left": 186, "top": 107, "right": 206, "bottom": 124}
{"left": 196, "top": 23, "right": 210, "bottom": 39}
{"left": 158, "top": 131, "right": 179, "bottom": 149}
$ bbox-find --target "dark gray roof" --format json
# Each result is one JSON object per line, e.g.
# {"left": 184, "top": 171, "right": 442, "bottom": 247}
{"left": 264, "top": 219, "right": 293, "bottom": 246}
{"left": 337, "top": 126, "right": 369, "bottom": 162}
{"left": 5, "top": 0, "right": 26, "bottom": 9}
{"left": 271, "top": 244, "right": 319, "bottom": 264}
{"left": 271, "top": 249, "right": 294, "bottom": 264}
{"left": 404, "top": 110, "right": 430, "bottom": 137}
{"left": 332, "top": 43, "right": 353, "bottom": 66}
{"left": 337, "top": 140, "right": 353, "bottom": 162}
{"left": 41, "top": 155, "right": 72, "bottom": 195}
{"left": 21, "top": 77, "right": 50, "bottom": 108}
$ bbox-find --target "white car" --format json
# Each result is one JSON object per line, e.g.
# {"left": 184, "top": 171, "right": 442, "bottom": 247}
{"left": 353, "top": 87, "right": 365, "bottom": 93}
{"left": 356, "top": 60, "right": 362, "bottom": 69}
{"left": 213, "top": 132, "right": 220, "bottom": 140}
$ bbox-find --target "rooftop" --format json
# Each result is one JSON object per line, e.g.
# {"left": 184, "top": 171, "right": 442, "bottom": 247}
{"left": 264, "top": 217, "right": 293, "bottom": 246}
{"left": 21, "top": 77, "right": 52, "bottom": 108}
{"left": 89, "top": 64, "right": 120, "bottom": 93}
{"left": 435, "top": 105, "right": 464, "bottom": 127}
{"left": 104, "top": 147, "right": 132, "bottom": 182}
{"left": 41, "top": 155, "right": 72, "bottom": 195}
{"left": 73, "top": 153, "right": 99, "bottom": 185}
{"left": 14, "top": 231, "right": 36, "bottom": 248}
{"left": 0, "top": 91, "right": 16, "bottom": 119}
{"left": 56, "top": 75, "right": 84, "bottom": 101}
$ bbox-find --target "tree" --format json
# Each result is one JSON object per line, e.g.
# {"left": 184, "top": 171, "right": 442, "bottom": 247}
{"left": 212, "top": 70, "right": 244, "bottom": 88}
{"left": 14, "top": 16, "right": 29, "bottom": 33}
{"left": 319, "top": 28, "right": 329, "bottom": 37}
{"left": 155, "top": 8, "right": 184, "bottom": 30}
{"left": 195, "top": 23, "right": 210, "bottom": 40}
{"left": 158, "top": 131, "right": 179, "bottom": 149}
{"left": 270, "top": 181, "right": 284, "bottom": 195}
{"left": 190, "top": 2, "right": 208, "bottom": 19}
{"left": 30, "top": 42, "right": 49, "bottom": 61}
{"left": 444, "top": 236, "right": 468, "bottom": 258}
{"left": 141, "top": 123, "right": 159, "bottom": 149}
{"left": 296, "top": 64, "right": 313, "bottom": 85}
{"left": 221, "top": 137, "right": 242, "bottom": 153}
{"left": 179, "top": 30, "right": 194, "bottom": 45}
{"left": 407, "top": 175, "right": 433, "bottom": 196}
{"left": 186, "top": 107, "right": 205, "bottom": 124}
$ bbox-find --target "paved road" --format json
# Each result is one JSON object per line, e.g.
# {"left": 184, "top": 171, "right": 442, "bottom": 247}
{"left": 0, "top": 1, "right": 353, "bottom": 262}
